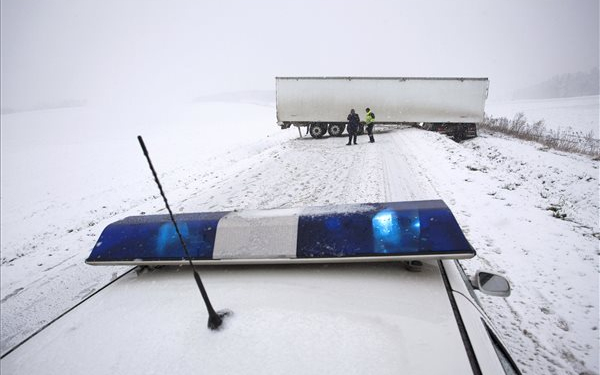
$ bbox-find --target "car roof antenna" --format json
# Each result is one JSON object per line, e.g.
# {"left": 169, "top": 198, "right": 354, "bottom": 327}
{"left": 137, "top": 136, "right": 231, "bottom": 330}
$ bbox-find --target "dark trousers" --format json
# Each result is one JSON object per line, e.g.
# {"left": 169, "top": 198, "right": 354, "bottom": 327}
{"left": 366, "top": 124, "right": 374, "bottom": 142}
{"left": 347, "top": 132, "right": 357, "bottom": 144}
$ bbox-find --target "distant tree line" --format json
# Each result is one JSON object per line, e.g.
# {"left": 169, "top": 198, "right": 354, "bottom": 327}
{"left": 513, "top": 67, "right": 599, "bottom": 100}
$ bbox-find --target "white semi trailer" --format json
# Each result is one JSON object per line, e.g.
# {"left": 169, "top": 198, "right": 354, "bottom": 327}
{"left": 276, "top": 77, "right": 489, "bottom": 140}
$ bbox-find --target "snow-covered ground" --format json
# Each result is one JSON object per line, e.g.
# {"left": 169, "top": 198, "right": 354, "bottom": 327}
{"left": 1, "top": 98, "right": 598, "bottom": 374}
{"left": 487, "top": 95, "right": 599, "bottom": 137}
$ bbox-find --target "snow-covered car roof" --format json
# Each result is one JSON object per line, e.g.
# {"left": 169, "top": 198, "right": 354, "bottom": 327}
{"left": 1, "top": 262, "right": 475, "bottom": 374}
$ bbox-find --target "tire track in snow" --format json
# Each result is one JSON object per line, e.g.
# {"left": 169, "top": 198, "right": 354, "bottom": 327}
{"left": 382, "top": 128, "right": 440, "bottom": 202}
{"left": 180, "top": 134, "right": 388, "bottom": 212}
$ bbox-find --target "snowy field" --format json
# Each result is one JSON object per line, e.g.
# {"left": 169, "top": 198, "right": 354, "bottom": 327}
{"left": 487, "top": 95, "right": 599, "bottom": 137}
{"left": 1, "top": 98, "right": 599, "bottom": 374}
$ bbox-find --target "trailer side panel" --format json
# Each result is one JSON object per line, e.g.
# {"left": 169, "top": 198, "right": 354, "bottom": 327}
{"left": 276, "top": 77, "right": 489, "bottom": 124}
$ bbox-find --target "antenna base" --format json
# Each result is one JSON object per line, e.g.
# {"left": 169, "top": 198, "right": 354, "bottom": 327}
{"left": 208, "top": 309, "right": 233, "bottom": 330}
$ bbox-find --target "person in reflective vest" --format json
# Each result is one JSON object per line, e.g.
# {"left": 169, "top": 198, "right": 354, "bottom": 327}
{"left": 365, "top": 108, "right": 375, "bottom": 143}
{"left": 346, "top": 109, "right": 360, "bottom": 145}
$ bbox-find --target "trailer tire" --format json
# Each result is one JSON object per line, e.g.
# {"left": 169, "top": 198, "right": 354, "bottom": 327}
{"left": 309, "top": 123, "right": 327, "bottom": 138}
{"left": 328, "top": 123, "right": 345, "bottom": 137}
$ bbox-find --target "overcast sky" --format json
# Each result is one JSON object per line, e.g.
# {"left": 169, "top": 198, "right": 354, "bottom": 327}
{"left": 1, "top": 0, "right": 598, "bottom": 108}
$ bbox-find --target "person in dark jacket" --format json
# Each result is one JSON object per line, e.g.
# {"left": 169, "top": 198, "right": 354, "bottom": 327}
{"left": 346, "top": 109, "right": 360, "bottom": 145}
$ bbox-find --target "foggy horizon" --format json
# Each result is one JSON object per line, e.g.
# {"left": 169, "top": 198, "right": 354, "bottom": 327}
{"left": 1, "top": 0, "right": 598, "bottom": 110}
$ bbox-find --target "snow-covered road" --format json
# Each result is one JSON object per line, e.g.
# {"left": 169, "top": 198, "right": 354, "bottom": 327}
{"left": 1, "top": 102, "right": 598, "bottom": 374}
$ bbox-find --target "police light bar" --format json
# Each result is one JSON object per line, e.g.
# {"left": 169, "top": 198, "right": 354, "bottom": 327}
{"left": 86, "top": 200, "right": 475, "bottom": 265}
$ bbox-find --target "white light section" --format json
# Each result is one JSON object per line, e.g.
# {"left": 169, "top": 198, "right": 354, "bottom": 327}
{"left": 213, "top": 208, "right": 301, "bottom": 259}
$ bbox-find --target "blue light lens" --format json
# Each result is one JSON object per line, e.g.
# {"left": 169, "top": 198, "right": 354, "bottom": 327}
{"left": 156, "top": 223, "right": 189, "bottom": 255}
{"left": 88, "top": 212, "right": 227, "bottom": 262}
{"left": 372, "top": 210, "right": 401, "bottom": 253}
{"left": 371, "top": 209, "right": 420, "bottom": 253}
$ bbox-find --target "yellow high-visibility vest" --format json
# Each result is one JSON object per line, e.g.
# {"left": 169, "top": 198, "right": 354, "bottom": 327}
{"left": 366, "top": 111, "right": 375, "bottom": 124}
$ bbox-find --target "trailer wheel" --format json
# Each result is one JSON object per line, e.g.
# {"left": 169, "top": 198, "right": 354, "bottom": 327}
{"left": 328, "top": 123, "right": 345, "bottom": 137}
{"left": 309, "top": 123, "right": 327, "bottom": 138}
